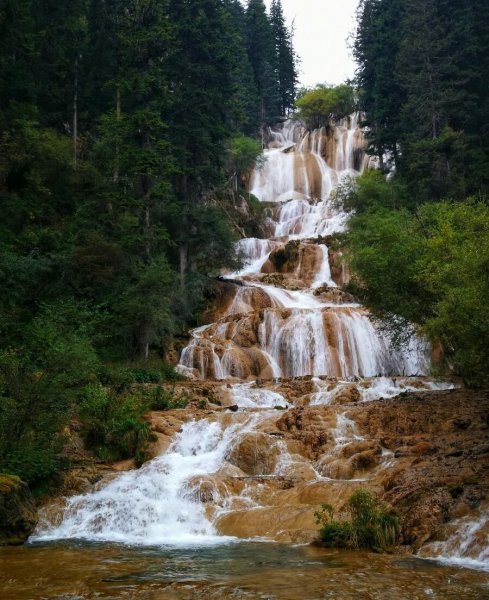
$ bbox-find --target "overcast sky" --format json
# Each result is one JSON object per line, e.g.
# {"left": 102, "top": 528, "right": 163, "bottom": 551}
{"left": 264, "top": 0, "right": 359, "bottom": 87}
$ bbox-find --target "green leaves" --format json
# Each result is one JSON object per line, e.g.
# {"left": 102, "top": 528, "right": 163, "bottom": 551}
{"left": 346, "top": 172, "right": 489, "bottom": 385}
{"left": 295, "top": 84, "right": 356, "bottom": 129}
{"left": 315, "top": 491, "right": 399, "bottom": 550}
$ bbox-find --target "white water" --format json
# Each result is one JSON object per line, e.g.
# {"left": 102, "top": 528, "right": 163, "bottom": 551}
{"left": 33, "top": 116, "right": 485, "bottom": 569}
{"left": 312, "top": 245, "right": 336, "bottom": 289}
{"left": 418, "top": 510, "right": 489, "bottom": 571}
{"left": 33, "top": 416, "right": 267, "bottom": 546}
{"left": 230, "top": 382, "right": 289, "bottom": 409}
{"left": 310, "top": 377, "right": 456, "bottom": 406}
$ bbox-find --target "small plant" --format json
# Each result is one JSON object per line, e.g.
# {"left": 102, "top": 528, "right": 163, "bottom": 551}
{"left": 315, "top": 491, "right": 399, "bottom": 551}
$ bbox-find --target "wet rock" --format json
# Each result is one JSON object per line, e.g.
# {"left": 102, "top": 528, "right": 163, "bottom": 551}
{"left": 331, "top": 384, "right": 362, "bottom": 405}
{"left": 227, "top": 433, "right": 280, "bottom": 476}
{"left": 0, "top": 475, "right": 38, "bottom": 545}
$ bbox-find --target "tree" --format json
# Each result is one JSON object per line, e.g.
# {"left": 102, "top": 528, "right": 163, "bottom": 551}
{"left": 246, "top": 0, "right": 280, "bottom": 124}
{"left": 270, "top": 0, "right": 297, "bottom": 117}
{"left": 295, "top": 84, "right": 356, "bottom": 129}
{"left": 354, "top": 0, "right": 405, "bottom": 166}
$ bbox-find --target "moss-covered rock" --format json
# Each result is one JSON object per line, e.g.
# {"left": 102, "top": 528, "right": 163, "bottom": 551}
{"left": 0, "top": 474, "right": 38, "bottom": 545}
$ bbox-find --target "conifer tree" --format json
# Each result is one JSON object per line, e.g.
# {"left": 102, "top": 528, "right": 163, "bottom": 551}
{"left": 246, "top": 0, "right": 280, "bottom": 124}
{"left": 270, "top": 0, "right": 297, "bottom": 117}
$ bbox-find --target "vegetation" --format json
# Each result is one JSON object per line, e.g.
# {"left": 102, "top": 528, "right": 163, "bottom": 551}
{"left": 347, "top": 0, "right": 489, "bottom": 385}
{"left": 335, "top": 174, "right": 489, "bottom": 386}
{"left": 295, "top": 84, "right": 356, "bottom": 129}
{"left": 315, "top": 490, "right": 399, "bottom": 551}
{"left": 354, "top": 0, "right": 489, "bottom": 198}
{"left": 0, "top": 0, "right": 298, "bottom": 489}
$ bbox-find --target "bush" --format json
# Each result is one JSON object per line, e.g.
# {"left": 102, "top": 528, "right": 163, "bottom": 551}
{"left": 98, "top": 362, "right": 184, "bottom": 387}
{"left": 315, "top": 491, "right": 399, "bottom": 551}
{"left": 79, "top": 385, "right": 152, "bottom": 465}
{"left": 346, "top": 186, "right": 489, "bottom": 385}
{"left": 0, "top": 301, "right": 100, "bottom": 486}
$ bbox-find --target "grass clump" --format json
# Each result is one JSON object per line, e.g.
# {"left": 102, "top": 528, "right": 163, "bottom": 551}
{"left": 315, "top": 490, "right": 399, "bottom": 551}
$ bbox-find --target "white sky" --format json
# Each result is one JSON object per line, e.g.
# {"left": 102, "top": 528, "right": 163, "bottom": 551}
{"left": 264, "top": 0, "right": 359, "bottom": 87}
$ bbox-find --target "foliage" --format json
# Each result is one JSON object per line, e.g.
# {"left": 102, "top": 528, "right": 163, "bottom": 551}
{"left": 79, "top": 384, "right": 152, "bottom": 465}
{"left": 0, "top": 301, "right": 100, "bottom": 486}
{"left": 79, "top": 383, "right": 189, "bottom": 465}
{"left": 295, "top": 84, "right": 356, "bottom": 129}
{"left": 315, "top": 491, "right": 399, "bottom": 550}
{"left": 227, "top": 135, "right": 265, "bottom": 183}
{"left": 345, "top": 174, "right": 489, "bottom": 385}
{"left": 0, "top": 0, "right": 298, "bottom": 490}
{"left": 98, "top": 362, "right": 183, "bottom": 388}
{"left": 146, "top": 386, "right": 189, "bottom": 411}
{"left": 332, "top": 170, "right": 409, "bottom": 213}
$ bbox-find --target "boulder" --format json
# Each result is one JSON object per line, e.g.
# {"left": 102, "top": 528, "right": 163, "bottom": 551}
{"left": 0, "top": 474, "right": 38, "bottom": 545}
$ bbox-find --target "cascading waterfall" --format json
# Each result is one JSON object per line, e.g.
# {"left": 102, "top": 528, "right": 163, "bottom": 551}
{"left": 178, "top": 115, "right": 429, "bottom": 381}
{"left": 33, "top": 114, "right": 483, "bottom": 571}
{"left": 33, "top": 415, "right": 269, "bottom": 546}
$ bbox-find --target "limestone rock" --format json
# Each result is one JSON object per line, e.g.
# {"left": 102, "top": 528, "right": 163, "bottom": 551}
{"left": 227, "top": 433, "right": 280, "bottom": 476}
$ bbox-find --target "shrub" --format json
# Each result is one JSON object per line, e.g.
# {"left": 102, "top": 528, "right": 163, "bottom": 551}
{"left": 315, "top": 491, "right": 399, "bottom": 551}
{"left": 79, "top": 384, "right": 152, "bottom": 465}
{"left": 146, "top": 386, "right": 189, "bottom": 411}
{"left": 98, "top": 362, "right": 184, "bottom": 387}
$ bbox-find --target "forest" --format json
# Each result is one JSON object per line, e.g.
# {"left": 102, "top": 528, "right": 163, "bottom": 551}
{"left": 340, "top": 0, "right": 489, "bottom": 386}
{"left": 0, "top": 0, "right": 297, "bottom": 487}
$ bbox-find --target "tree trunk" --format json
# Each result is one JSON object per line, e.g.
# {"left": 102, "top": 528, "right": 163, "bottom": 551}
{"left": 180, "top": 242, "right": 188, "bottom": 290}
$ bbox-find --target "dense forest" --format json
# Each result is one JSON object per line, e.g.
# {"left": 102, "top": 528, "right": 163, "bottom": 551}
{"left": 335, "top": 0, "right": 489, "bottom": 386}
{"left": 0, "top": 0, "right": 297, "bottom": 486}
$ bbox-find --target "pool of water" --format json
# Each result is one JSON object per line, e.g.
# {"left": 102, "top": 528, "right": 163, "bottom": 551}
{"left": 1, "top": 541, "right": 488, "bottom": 599}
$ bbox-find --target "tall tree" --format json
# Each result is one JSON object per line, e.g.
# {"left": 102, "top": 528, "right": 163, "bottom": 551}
{"left": 246, "top": 0, "right": 280, "bottom": 124}
{"left": 269, "top": 0, "right": 297, "bottom": 117}
{"left": 354, "top": 0, "right": 405, "bottom": 166}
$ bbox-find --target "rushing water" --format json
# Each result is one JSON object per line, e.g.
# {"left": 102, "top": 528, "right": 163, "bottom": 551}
{"left": 21, "top": 116, "right": 488, "bottom": 594}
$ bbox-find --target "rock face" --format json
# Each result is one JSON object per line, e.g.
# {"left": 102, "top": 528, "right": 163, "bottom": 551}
{"left": 0, "top": 475, "right": 37, "bottom": 545}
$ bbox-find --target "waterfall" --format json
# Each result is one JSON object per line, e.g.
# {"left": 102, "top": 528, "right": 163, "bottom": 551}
{"left": 33, "top": 415, "right": 268, "bottom": 546}
{"left": 418, "top": 509, "right": 489, "bottom": 570}
{"left": 178, "top": 114, "right": 430, "bottom": 381}
{"left": 33, "top": 115, "right": 468, "bottom": 561}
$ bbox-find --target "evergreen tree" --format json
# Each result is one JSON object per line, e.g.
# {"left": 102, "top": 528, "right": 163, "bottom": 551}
{"left": 354, "top": 0, "right": 405, "bottom": 166}
{"left": 270, "top": 0, "right": 297, "bottom": 117}
{"left": 246, "top": 0, "right": 280, "bottom": 124}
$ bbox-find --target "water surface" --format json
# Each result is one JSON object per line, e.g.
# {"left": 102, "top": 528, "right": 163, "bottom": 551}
{"left": 1, "top": 541, "right": 488, "bottom": 599}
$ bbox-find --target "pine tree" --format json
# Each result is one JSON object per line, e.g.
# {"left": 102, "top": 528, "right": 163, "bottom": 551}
{"left": 246, "top": 0, "right": 280, "bottom": 124}
{"left": 270, "top": 0, "right": 297, "bottom": 117}
{"left": 354, "top": 0, "right": 405, "bottom": 165}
